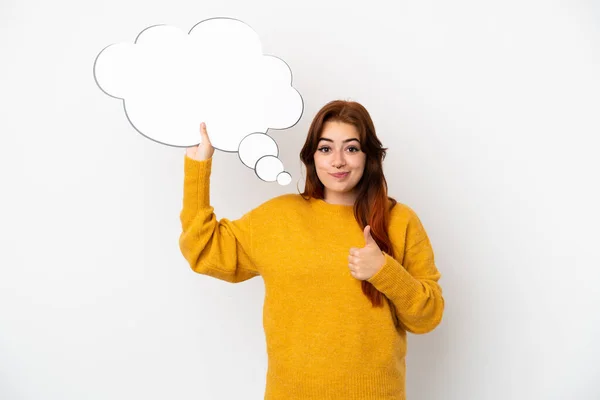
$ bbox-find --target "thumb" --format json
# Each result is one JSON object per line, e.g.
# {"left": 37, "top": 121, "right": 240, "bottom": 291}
{"left": 364, "top": 225, "right": 376, "bottom": 246}
{"left": 200, "top": 122, "right": 211, "bottom": 144}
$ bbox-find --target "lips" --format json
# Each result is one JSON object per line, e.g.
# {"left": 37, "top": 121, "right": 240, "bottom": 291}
{"left": 331, "top": 172, "right": 349, "bottom": 178}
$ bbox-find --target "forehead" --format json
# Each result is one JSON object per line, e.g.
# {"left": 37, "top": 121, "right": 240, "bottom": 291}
{"left": 319, "top": 121, "right": 360, "bottom": 140}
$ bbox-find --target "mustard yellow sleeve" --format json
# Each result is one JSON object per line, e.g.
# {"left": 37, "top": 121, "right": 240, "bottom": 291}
{"left": 178, "top": 155, "right": 260, "bottom": 283}
{"left": 367, "top": 211, "right": 444, "bottom": 334}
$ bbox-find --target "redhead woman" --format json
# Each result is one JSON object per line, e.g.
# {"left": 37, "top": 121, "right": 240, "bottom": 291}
{"left": 179, "top": 100, "right": 444, "bottom": 400}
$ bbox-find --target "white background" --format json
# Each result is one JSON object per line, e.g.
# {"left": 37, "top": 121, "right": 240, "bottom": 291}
{"left": 1, "top": 0, "right": 599, "bottom": 399}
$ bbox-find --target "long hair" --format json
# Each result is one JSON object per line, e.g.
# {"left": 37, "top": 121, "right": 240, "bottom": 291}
{"left": 298, "top": 100, "right": 397, "bottom": 308}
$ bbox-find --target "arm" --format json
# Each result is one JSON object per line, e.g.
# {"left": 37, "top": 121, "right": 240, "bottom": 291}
{"left": 178, "top": 155, "right": 259, "bottom": 283}
{"left": 367, "top": 212, "right": 444, "bottom": 334}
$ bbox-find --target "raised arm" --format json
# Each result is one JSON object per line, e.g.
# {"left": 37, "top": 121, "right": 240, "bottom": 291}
{"left": 178, "top": 123, "right": 260, "bottom": 283}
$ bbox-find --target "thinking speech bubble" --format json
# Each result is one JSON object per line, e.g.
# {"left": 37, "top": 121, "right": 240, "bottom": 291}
{"left": 93, "top": 17, "right": 303, "bottom": 185}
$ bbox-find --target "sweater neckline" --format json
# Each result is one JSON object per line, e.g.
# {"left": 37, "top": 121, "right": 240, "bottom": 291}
{"left": 308, "top": 197, "right": 355, "bottom": 217}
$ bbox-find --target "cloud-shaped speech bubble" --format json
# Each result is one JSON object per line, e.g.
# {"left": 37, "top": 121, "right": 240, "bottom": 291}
{"left": 93, "top": 17, "right": 303, "bottom": 185}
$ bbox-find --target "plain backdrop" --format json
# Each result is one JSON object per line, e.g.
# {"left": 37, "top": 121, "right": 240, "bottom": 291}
{"left": 1, "top": 0, "right": 599, "bottom": 399}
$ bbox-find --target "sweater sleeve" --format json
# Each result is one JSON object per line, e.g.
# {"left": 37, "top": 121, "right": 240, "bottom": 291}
{"left": 366, "top": 211, "right": 444, "bottom": 334}
{"left": 178, "top": 155, "right": 260, "bottom": 283}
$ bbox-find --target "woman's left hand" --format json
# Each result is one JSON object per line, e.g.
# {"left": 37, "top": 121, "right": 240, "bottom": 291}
{"left": 348, "top": 225, "right": 386, "bottom": 281}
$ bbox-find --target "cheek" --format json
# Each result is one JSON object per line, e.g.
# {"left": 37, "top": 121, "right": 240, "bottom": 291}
{"left": 314, "top": 157, "right": 328, "bottom": 170}
{"left": 352, "top": 159, "right": 366, "bottom": 171}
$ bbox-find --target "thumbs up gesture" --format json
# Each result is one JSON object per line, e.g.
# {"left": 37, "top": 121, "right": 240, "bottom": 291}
{"left": 348, "top": 225, "right": 386, "bottom": 280}
{"left": 185, "top": 122, "right": 215, "bottom": 161}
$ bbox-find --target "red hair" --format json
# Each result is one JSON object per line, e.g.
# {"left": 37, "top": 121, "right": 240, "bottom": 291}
{"left": 298, "top": 100, "right": 397, "bottom": 308}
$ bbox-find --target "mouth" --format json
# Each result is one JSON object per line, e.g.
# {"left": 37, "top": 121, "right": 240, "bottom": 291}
{"left": 330, "top": 172, "right": 349, "bottom": 179}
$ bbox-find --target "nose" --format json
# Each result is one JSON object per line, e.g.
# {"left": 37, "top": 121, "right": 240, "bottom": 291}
{"left": 332, "top": 149, "right": 346, "bottom": 167}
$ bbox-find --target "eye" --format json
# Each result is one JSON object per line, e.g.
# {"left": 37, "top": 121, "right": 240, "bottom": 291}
{"left": 317, "top": 146, "right": 361, "bottom": 153}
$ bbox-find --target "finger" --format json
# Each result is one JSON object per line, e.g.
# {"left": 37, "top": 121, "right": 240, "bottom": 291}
{"left": 364, "top": 225, "right": 374, "bottom": 244}
{"left": 200, "top": 122, "right": 211, "bottom": 145}
{"left": 201, "top": 122, "right": 210, "bottom": 137}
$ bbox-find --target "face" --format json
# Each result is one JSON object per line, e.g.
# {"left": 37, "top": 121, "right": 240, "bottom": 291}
{"left": 314, "top": 121, "right": 367, "bottom": 205}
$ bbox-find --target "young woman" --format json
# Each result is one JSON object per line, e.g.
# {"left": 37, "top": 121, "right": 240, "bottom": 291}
{"left": 179, "top": 100, "right": 444, "bottom": 400}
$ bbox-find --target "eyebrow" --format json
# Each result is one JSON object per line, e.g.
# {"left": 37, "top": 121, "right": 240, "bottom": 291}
{"left": 318, "top": 138, "right": 360, "bottom": 144}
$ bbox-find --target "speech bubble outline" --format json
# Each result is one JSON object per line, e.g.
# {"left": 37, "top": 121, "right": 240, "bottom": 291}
{"left": 93, "top": 17, "right": 304, "bottom": 184}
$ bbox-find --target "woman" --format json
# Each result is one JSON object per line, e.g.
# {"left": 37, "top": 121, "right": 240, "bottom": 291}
{"left": 179, "top": 100, "right": 444, "bottom": 400}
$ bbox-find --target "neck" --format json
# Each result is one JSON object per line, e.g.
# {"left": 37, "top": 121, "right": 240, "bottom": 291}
{"left": 323, "top": 190, "right": 357, "bottom": 206}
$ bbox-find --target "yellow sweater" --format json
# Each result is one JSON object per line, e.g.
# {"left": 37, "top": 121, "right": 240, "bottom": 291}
{"left": 179, "top": 155, "right": 444, "bottom": 400}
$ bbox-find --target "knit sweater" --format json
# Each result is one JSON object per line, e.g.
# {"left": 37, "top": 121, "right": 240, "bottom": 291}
{"left": 178, "top": 155, "right": 444, "bottom": 400}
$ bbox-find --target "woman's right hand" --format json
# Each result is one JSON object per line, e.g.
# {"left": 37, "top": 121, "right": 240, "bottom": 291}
{"left": 185, "top": 122, "right": 214, "bottom": 161}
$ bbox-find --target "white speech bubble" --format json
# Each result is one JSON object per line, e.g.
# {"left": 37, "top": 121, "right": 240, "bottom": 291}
{"left": 255, "top": 155, "right": 284, "bottom": 182}
{"left": 238, "top": 133, "right": 278, "bottom": 169}
{"left": 93, "top": 17, "right": 303, "bottom": 184}
{"left": 238, "top": 133, "right": 294, "bottom": 183}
